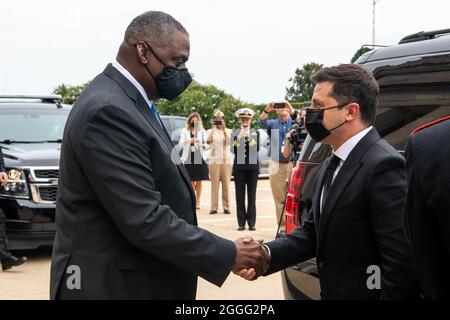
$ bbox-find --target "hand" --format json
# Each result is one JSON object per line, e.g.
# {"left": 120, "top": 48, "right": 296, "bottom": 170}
{"left": 0, "top": 172, "right": 8, "bottom": 187}
{"left": 283, "top": 101, "right": 295, "bottom": 114}
{"left": 264, "top": 103, "right": 275, "bottom": 113}
{"left": 235, "top": 237, "right": 271, "bottom": 281}
{"left": 232, "top": 236, "right": 270, "bottom": 277}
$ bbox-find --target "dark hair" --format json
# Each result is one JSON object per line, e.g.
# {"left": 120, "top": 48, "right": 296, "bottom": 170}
{"left": 311, "top": 64, "right": 379, "bottom": 125}
{"left": 124, "top": 11, "right": 188, "bottom": 48}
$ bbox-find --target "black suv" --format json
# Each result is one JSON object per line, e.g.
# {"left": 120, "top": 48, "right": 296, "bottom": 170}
{"left": 0, "top": 95, "right": 70, "bottom": 250}
{"left": 279, "top": 29, "right": 450, "bottom": 300}
{"left": 0, "top": 96, "right": 187, "bottom": 250}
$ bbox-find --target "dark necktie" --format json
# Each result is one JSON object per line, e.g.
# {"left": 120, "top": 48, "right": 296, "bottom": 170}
{"left": 322, "top": 154, "right": 341, "bottom": 210}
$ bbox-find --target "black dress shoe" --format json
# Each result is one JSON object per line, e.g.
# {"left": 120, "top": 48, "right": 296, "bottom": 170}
{"left": 249, "top": 227, "right": 256, "bottom": 231}
{"left": 237, "top": 227, "right": 245, "bottom": 231}
{"left": 2, "top": 256, "right": 28, "bottom": 271}
{"left": 223, "top": 209, "right": 231, "bottom": 214}
{"left": 209, "top": 210, "right": 218, "bottom": 215}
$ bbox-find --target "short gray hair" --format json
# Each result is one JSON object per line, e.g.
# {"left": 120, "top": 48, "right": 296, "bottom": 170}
{"left": 124, "top": 11, "right": 188, "bottom": 48}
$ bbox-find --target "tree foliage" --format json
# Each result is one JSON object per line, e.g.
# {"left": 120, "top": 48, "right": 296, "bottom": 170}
{"left": 156, "top": 80, "right": 259, "bottom": 129}
{"left": 285, "top": 62, "right": 323, "bottom": 104}
{"left": 53, "top": 80, "right": 262, "bottom": 129}
{"left": 53, "top": 82, "right": 89, "bottom": 104}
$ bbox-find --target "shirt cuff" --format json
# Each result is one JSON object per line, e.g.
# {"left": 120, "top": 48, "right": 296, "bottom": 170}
{"left": 262, "top": 244, "right": 271, "bottom": 257}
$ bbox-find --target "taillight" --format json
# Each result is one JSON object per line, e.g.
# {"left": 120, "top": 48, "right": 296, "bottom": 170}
{"left": 285, "top": 162, "right": 307, "bottom": 234}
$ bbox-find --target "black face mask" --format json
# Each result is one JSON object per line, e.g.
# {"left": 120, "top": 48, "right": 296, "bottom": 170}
{"left": 139, "top": 41, "right": 192, "bottom": 100}
{"left": 305, "top": 103, "right": 349, "bottom": 142}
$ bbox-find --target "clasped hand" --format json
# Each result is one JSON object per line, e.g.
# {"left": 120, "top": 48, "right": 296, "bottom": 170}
{"left": 232, "top": 236, "right": 271, "bottom": 281}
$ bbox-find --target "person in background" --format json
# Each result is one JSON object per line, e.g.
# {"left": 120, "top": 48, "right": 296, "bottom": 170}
{"left": 259, "top": 101, "right": 297, "bottom": 227}
{"left": 0, "top": 147, "right": 27, "bottom": 271}
{"left": 282, "top": 109, "right": 307, "bottom": 162}
{"left": 179, "top": 112, "right": 209, "bottom": 209}
{"left": 206, "top": 110, "right": 233, "bottom": 215}
{"left": 403, "top": 116, "right": 450, "bottom": 299}
{"left": 231, "top": 108, "right": 260, "bottom": 231}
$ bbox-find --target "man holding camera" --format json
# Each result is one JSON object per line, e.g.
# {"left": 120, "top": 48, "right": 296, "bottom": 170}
{"left": 259, "top": 102, "right": 298, "bottom": 227}
{"left": 283, "top": 122, "right": 307, "bottom": 163}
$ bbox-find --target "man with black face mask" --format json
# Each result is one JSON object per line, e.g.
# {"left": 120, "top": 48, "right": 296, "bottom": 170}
{"left": 238, "top": 64, "right": 420, "bottom": 300}
{"left": 50, "top": 11, "right": 268, "bottom": 300}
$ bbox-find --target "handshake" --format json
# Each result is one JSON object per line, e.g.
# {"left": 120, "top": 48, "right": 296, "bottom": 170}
{"left": 232, "top": 236, "right": 271, "bottom": 281}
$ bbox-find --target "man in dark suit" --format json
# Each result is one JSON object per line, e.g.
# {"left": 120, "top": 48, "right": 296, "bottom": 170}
{"left": 50, "top": 11, "right": 267, "bottom": 300}
{"left": 403, "top": 116, "right": 450, "bottom": 299}
{"left": 238, "top": 64, "right": 420, "bottom": 299}
{"left": 0, "top": 147, "right": 27, "bottom": 271}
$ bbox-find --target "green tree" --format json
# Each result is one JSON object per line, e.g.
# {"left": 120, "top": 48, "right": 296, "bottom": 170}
{"left": 351, "top": 47, "right": 373, "bottom": 63}
{"left": 156, "top": 81, "right": 258, "bottom": 129}
{"left": 285, "top": 62, "right": 323, "bottom": 104}
{"left": 53, "top": 80, "right": 260, "bottom": 129}
{"left": 53, "top": 82, "right": 89, "bottom": 104}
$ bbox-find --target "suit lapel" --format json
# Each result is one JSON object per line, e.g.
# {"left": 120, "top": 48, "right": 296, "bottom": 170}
{"left": 312, "top": 161, "right": 327, "bottom": 236}
{"left": 102, "top": 64, "right": 197, "bottom": 215}
{"left": 133, "top": 96, "right": 197, "bottom": 213}
{"left": 316, "top": 128, "right": 381, "bottom": 252}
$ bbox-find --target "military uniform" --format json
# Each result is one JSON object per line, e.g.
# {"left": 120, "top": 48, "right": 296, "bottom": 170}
{"left": 403, "top": 115, "right": 450, "bottom": 299}
{"left": 231, "top": 108, "right": 260, "bottom": 231}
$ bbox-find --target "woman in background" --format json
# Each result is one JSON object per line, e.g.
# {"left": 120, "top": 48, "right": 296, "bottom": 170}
{"left": 206, "top": 110, "right": 233, "bottom": 215}
{"left": 179, "top": 112, "right": 209, "bottom": 209}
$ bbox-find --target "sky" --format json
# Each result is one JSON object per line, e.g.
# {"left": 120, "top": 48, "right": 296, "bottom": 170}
{"left": 1, "top": 0, "right": 449, "bottom": 104}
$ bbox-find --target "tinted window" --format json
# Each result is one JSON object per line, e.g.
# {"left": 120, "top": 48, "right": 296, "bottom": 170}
{"left": 171, "top": 118, "right": 186, "bottom": 142}
{"left": 161, "top": 118, "right": 171, "bottom": 131}
{"left": 371, "top": 53, "right": 450, "bottom": 151}
{"left": 0, "top": 108, "right": 69, "bottom": 141}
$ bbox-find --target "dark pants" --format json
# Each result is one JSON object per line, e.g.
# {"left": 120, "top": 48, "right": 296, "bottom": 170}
{"left": 234, "top": 170, "right": 258, "bottom": 228}
{"left": 0, "top": 209, "right": 12, "bottom": 262}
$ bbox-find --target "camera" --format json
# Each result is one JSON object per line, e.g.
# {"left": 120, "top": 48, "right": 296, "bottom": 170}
{"left": 213, "top": 120, "right": 223, "bottom": 126}
{"left": 287, "top": 124, "right": 307, "bottom": 147}
{"left": 274, "top": 102, "right": 286, "bottom": 109}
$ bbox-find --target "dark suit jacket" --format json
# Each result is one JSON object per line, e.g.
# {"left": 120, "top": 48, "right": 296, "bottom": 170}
{"left": 50, "top": 64, "right": 236, "bottom": 300}
{"left": 403, "top": 118, "right": 450, "bottom": 299}
{"left": 266, "top": 128, "right": 420, "bottom": 300}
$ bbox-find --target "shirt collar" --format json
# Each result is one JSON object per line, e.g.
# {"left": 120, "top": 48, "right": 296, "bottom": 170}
{"left": 111, "top": 60, "right": 155, "bottom": 109}
{"left": 334, "top": 126, "right": 373, "bottom": 162}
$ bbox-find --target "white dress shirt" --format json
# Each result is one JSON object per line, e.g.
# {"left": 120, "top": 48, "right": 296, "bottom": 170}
{"left": 111, "top": 60, "right": 157, "bottom": 113}
{"left": 320, "top": 126, "right": 373, "bottom": 213}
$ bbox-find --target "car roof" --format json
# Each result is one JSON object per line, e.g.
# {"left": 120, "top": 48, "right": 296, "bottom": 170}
{"left": 0, "top": 95, "right": 72, "bottom": 111}
{"left": 357, "top": 32, "right": 450, "bottom": 64}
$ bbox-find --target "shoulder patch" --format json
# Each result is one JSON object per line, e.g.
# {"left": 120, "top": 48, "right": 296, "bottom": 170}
{"left": 411, "top": 116, "right": 450, "bottom": 135}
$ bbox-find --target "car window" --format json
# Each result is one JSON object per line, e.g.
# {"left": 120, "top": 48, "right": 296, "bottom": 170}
{"left": 171, "top": 118, "right": 186, "bottom": 142}
{"left": 0, "top": 109, "right": 69, "bottom": 141}
{"left": 161, "top": 118, "right": 171, "bottom": 131}
{"left": 375, "top": 85, "right": 450, "bottom": 151}
{"left": 372, "top": 54, "right": 450, "bottom": 151}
